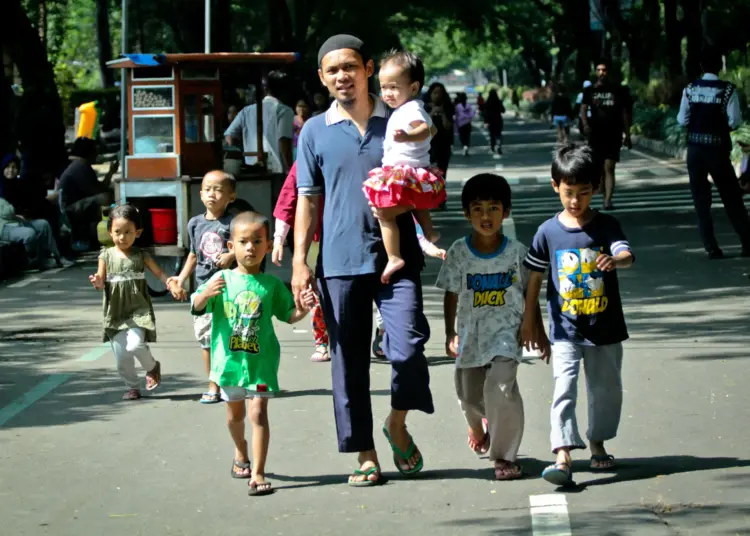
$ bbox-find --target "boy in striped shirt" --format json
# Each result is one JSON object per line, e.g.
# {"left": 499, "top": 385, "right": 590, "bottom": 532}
{"left": 520, "top": 144, "right": 634, "bottom": 486}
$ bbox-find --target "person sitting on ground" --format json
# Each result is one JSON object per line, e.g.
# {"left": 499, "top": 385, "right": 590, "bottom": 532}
{"left": 1, "top": 155, "right": 68, "bottom": 250}
{"left": 58, "top": 137, "right": 119, "bottom": 250}
{"left": 0, "top": 194, "right": 72, "bottom": 270}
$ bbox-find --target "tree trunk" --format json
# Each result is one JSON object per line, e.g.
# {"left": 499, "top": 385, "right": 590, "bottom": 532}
{"left": 0, "top": 52, "right": 15, "bottom": 156}
{"left": 682, "top": 0, "right": 703, "bottom": 80}
{"left": 267, "top": 0, "right": 294, "bottom": 51}
{"left": 95, "top": 0, "right": 115, "bottom": 87}
{"left": 39, "top": 0, "right": 47, "bottom": 50}
{"left": 663, "top": 0, "right": 683, "bottom": 82}
{"left": 133, "top": 0, "right": 146, "bottom": 52}
{"left": 213, "top": 0, "right": 232, "bottom": 52}
{"left": 2, "top": 0, "right": 67, "bottom": 176}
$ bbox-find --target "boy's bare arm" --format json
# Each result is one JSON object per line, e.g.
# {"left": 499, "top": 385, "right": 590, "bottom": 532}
{"left": 444, "top": 291, "right": 459, "bottom": 358}
{"left": 596, "top": 250, "right": 633, "bottom": 272}
{"left": 444, "top": 291, "right": 458, "bottom": 337}
{"left": 520, "top": 271, "right": 544, "bottom": 349}
{"left": 174, "top": 252, "right": 197, "bottom": 287}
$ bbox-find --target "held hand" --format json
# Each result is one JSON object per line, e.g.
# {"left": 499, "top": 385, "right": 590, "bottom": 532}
{"left": 299, "top": 285, "right": 316, "bottom": 311}
{"left": 89, "top": 273, "right": 104, "bottom": 290}
{"left": 425, "top": 244, "right": 447, "bottom": 260}
{"left": 292, "top": 261, "right": 316, "bottom": 311}
{"left": 167, "top": 279, "right": 187, "bottom": 301}
{"left": 393, "top": 129, "right": 409, "bottom": 143}
{"left": 535, "top": 333, "right": 552, "bottom": 364}
{"left": 596, "top": 253, "right": 616, "bottom": 272}
{"left": 204, "top": 274, "right": 226, "bottom": 298}
{"left": 108, "top": 160, "right": 120, "bottom": 175}
{"left": 446, "top": 334, "right": 460, "bottom": 359}
{"left": 623, "top": 134, "right": 632, "bottom": 150}
{"left": 272, "top": 243, "right": 285, "bottom": 267}
{"left": 584, "top": 124, "right": 592, "bottom": 137}
{"left": 215, "top": 252, "right": 234, "bottom": 269}
{"left": 519, "top": 317, "right": 537, "bottom": 353}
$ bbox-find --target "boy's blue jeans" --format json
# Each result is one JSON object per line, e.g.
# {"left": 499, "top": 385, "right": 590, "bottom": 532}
{"left": 550, "top": 342, "right": 623, "bottom": 453}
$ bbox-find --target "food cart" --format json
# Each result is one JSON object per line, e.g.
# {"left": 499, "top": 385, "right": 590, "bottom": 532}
{"left": 106, "top": 52, "right": 297, "bottom": 266}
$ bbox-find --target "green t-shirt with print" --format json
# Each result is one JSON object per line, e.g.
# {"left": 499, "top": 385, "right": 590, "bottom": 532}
{"left": 191, "top": 270, "right": 296, "bottom": 393}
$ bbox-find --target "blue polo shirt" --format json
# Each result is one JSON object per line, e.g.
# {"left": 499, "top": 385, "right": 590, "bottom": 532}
{"left": 297, "top": 97, "right": 424, "bottom": 278}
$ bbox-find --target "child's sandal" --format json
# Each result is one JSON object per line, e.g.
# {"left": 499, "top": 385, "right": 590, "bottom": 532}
{"left": 145, "top": 361, "right": 161, "bottom": 391}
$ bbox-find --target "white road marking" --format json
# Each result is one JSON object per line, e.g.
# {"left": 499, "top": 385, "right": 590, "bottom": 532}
{"left": 529, "top": 494, "right": 573, "bottom": 536}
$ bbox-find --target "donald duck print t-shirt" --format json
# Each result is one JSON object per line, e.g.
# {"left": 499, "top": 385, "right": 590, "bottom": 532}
{"left": 436, "top": 236, "right": 530, "bottom": 368}
{"left": 523, "top": 212, "right": 633, "bottom": 346}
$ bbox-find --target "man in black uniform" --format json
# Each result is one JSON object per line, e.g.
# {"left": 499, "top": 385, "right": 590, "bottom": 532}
{"left": 580, "top": 58, "right": 632, "bottom": 211}
{"left": 677, "top": 49, "right": 750, "bottom": 259}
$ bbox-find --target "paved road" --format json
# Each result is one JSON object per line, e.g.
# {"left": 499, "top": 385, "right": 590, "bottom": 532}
{"left": 2, "top": 117, "right": 750, "bottom": 536}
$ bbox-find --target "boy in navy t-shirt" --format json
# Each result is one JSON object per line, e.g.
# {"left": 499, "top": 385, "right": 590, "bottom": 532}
{"left": 520, "top": 144, "right": 634, "bottom": 487}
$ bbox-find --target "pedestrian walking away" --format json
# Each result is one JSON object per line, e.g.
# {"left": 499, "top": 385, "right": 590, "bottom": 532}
{"left": 293, "top": 34, "right": 434, "bottom": 487}
{"left": 482, "top": 90, "right": 506, "bottom": 154}
{"left": 454, "top": 93, "right": 476, "bottom": 156}
{"left": 677, "top": 48, "right": 750, "bottom": 259}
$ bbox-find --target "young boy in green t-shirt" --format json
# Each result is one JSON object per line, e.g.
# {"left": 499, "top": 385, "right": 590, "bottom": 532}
{"left": 192, "top": 211, "right": 315, "bottom": 496}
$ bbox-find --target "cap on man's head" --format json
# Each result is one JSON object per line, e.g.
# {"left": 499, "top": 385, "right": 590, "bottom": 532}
{"left": 317, "top": 34, "right": 369, "bottom": 67}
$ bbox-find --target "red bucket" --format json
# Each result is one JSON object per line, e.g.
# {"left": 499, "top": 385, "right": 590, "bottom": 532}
{"left": 149, "top": 208, "right": 178, "bottom": 245}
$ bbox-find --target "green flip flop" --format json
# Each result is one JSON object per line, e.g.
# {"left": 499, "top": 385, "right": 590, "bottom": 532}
{"left": 382, "top": 426, "right": 424, "bottom": 476}
{"left": 348, "top": 465, "right": 384, "bottom": 487}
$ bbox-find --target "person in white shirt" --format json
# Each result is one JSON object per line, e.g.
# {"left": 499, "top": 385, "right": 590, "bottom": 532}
{"left": 362, "top": 50, "right": 446, "bottom": 284}
{"left": 224, "top": 71, "right": 294, "bottom": 174}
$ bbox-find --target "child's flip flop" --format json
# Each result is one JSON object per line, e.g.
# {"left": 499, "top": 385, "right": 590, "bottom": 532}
{"left": 230, "top": 459, "right": 251, "bottom": 479}
{"left": 542, "top": 462, "right": 574, "bottom": 486}
{"left": 199, "top": 392, "right": 221, "bottom": 404}
{"left": 247, "top": 480, "right": 273, "bottom": 496}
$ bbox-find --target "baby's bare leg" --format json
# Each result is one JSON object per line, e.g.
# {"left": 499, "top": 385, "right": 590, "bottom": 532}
{"left": 414, "top": 209, "right": 440, "bottom": 243}
{"left": 380, "top": 217, "right": 405, "bottom": 284}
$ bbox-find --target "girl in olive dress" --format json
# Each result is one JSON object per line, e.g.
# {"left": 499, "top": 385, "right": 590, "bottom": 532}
{"left": 89, "top": 204, "right": 184, "bottom": 400}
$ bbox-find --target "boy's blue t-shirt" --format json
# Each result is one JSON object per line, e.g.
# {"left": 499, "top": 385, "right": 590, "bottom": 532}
{"left": 523, "top": 212, "right": 633, "bottom": 346}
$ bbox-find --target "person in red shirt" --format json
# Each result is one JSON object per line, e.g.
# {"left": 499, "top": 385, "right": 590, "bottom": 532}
{"left": 272, "top": 163, "right": 329, "bottom": 362}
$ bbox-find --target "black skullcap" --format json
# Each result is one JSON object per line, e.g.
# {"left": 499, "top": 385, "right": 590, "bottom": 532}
{"left": 317, "top": 34, "right": 369, "bottom": 67}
